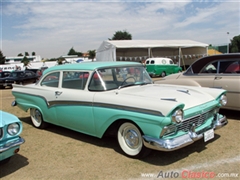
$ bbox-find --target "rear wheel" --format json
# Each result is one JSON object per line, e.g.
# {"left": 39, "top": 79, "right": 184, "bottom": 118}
{"left": 161, "top": 71, "right": 166, "bottom": 77}
{"left": 117, "top": 122, "right": 150, "bottom": 158}
{"left": 30, "top": 108, "right": 47, "bottom": 129}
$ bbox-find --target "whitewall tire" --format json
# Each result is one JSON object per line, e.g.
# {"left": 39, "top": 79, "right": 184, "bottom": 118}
{"left": 117, "top": 122, "right": 149, "bottom": 158}
{"left": 30, "top": 108, "right": 47, "bottom": 129}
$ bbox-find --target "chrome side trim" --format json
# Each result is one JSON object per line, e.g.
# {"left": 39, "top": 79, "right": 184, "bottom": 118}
{"left": 13, "top": 92, "right": 164, "bottom": 117}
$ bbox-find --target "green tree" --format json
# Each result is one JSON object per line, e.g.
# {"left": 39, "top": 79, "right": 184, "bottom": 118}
{"left": 229, "top": 35, "right": 240, "bottom": 53}
{"left": 21, "top": 56, "right": 30, "bottom": 69}
{"left": 88, "top": 50, "right": 96, "bottom": 61}
{"left": 67, "top": 47, "right": 83, "bottom": 57}
{"left": 68, "top": 47, "right": 76, "bottom": 55}
{"left": 0, "top": 50, "right": 6, "bottom": 64}
{"left": 109, "top": 30, "right": 132, "bottom": 40}
{"left": 18, "top": 53, "right": 23, "bottom": 56}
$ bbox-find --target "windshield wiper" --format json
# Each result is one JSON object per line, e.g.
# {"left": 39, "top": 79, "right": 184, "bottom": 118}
{"left": 118, "top": 83, "right": 137, "bottom": 90}
{"left": 137, "top": 82, "right": 151, "bottom": 86}
{"left": 118, "top": 82, "right": 151, "bottom": 90}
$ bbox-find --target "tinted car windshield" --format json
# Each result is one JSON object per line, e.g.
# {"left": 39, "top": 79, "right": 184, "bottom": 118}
{"left": 88, "top": 66, "right": 152, "bottom": 91}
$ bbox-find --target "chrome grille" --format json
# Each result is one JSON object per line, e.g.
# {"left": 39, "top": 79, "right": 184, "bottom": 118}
{"left": 177, "top": 110, "right": 214, "bottom": 132}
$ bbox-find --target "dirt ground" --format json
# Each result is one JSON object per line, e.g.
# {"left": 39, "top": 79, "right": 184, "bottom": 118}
{"left": 0, "top": 88, "right": 240, "bottom": 180}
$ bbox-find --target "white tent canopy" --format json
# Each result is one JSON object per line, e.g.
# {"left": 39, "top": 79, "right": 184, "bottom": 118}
{"left": 96, "top": 40, "right": 209, "bottom": 67}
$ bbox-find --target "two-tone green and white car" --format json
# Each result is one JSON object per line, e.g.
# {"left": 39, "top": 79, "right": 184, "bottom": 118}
{"left": 145, "top": 57, "right": 182, "bottom": 77}
{"left": 11, "top": 61, "right": 227, "bottom": 158}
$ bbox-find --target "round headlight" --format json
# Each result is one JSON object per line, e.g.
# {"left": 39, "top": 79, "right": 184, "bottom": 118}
{"left": 7, "top": 123, "right": 20, "bottom": 136}
{"left": 220, "top": 94, "right": 227, "bottom": 106}
{"left": 172, "top": 109, "right": 184, "bottom": 123}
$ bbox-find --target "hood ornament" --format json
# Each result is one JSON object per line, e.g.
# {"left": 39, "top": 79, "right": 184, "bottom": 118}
{"left": 177, "top": 89, "right": 190, "bottom": 94}
{"left": 161, "top": 97, "right": 176, "bottom": 101}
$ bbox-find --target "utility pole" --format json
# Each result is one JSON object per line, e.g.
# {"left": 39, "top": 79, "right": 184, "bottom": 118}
{"left": 227, "top": 32, "right": 230, "bottom": 53}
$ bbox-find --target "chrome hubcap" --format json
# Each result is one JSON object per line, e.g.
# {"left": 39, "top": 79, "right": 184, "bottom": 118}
{"left": 124, "top": 129, "right": 139, "bottom": 149}
{"left": 34, "top": 110, "right": 42, "bottom": 123}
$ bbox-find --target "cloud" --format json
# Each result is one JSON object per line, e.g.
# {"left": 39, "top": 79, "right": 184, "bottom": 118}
{"left": 1, "top": 1, "right": 239, "bottom": 58}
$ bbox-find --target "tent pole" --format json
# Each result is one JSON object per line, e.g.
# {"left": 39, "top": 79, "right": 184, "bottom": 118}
{"left": 148, "top": 48, "right": 151, "bottom": 58}
{"left": 178, "top": 47, "right": 181, "bottom": 67}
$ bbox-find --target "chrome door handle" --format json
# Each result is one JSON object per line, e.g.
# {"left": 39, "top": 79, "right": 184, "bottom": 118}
{"left": 55, "top": 91, "right": 62, "bottom": 96}
{"left": 214, "top": 77, "right": 222, "bottom": 80}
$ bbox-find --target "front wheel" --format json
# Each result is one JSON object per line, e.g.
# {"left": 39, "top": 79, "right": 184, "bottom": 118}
{"left": 117, "top": 122, "right": 150, "bottom": 158}
{"left": 30, "top": 108, "right": 47, "bottom": 129}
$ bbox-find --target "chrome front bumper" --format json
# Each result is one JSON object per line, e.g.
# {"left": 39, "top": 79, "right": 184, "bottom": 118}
{"left": 142, "top": 115, "right": 227, "bottom": 152}
{"left": 0, "top": 137, "right": 25, "bottom": 153}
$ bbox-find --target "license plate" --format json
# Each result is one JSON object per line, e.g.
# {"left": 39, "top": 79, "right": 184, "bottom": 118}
{"left": 204, "top": 129, "right": 214, "bottom": 142}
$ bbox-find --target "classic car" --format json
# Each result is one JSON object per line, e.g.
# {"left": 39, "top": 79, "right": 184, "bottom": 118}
{"left": 145, "top": 57, "right": 182, "bottom": 77}
{"left": 155, "top": 53, "right": 240, "bottom": 111}
{"left": 0, "top": 71, "right": 11, "bottom": 89}
{"left": 4, "top": 70, "right": 38, "bottom": 88}
{"left": 0, "top": 110, "right": 25, "bottom": 164}
{"left": 11, "top": 61, "right": 228, "bottom": 158}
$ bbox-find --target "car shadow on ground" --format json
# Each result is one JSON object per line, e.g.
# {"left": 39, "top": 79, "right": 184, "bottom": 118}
{"left": 0, "top": 154, "right": 29, "bottom": 178}
{"left": 19, "top": 116, "right": 223, "bottom": 166}
{"left": 141, "top": 134, "right": 221, "bottom": 165}
{"left": 219, "top": 109, "right": 239, "bottom": 120}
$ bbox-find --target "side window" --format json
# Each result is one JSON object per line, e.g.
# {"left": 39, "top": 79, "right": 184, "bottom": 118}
{"left": 89, "top": 71, "right": 104, "bottom": 91}
{"left": 146, "top": 60, "right": 149, "bottom": 64}
{"left": 150, "top": 60, "right": 155, "bottom": 64}
{"left": 221, "top": 60, "right": 240, "bottom": 74}
{"left": 62, "top": 71, "right": 88, "bottom": 90}
{"left": 41, "top": 72, "right": 60, "bottom": 87}
{"left": 25, "top": 72, "right": 31, "bottom": 77}
{"left": 200, "top": 62, "right": 217, "bottom": 74}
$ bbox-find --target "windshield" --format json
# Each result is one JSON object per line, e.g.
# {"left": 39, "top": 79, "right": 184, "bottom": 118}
{"left": 88, "top": 66, "right": 152, "bottom": 91}
{"left": 9, "top": 72, "right": 23, "bottom": 77}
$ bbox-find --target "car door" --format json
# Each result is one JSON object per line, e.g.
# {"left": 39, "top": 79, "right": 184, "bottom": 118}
{"left": 27, "top": 71, "right": 36, "bottom": 83}
{"left": 54, "top": 71, "right": 96, "bottom": 136}
{"left": 23, "top": 72, "right": 31, "bottom": 84}
{"left": 213, "top": 60, "right": 240, "bottom": 110}
{"left": 185, "top": 61, "right": 218, "bottom": 87}
{"left": 38, "top": 71, "right": 61, "bottom": 124}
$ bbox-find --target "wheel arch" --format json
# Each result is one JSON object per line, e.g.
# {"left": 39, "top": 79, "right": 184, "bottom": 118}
{"left": 102, "top": 118, "right": 144, "bottom": 138}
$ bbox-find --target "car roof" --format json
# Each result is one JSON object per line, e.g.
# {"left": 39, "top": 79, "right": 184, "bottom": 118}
{"left": 189, "top": 53, "right": 240, "bottom": 73}
{"left": 43, "top": 61, "right": 142, "bottom": 75}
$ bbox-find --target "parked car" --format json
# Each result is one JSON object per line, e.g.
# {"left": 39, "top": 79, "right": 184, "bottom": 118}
{"left": 0, "top": 71, "right": 11, "bottom": 89}
{"left": 4, "top": 70, "right": 38, "bottom": 88}
{"left": 0, "top": 110, "right": 25, "bottom": 164}
{"left": 11, "top": 62, "right": 228, "bottom": 158}
{"left": 155, "top": 54, "right": 240, "bottom": 111}
{"left": 145, "top": 57, "right": 182, "bottom": 77}
{"left": 28, "top": 67, "right": 48, "bottom": 79}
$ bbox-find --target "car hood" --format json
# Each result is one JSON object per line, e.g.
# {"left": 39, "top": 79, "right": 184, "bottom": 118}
{"left": 95, "top": 84, "right": 225, "bottom": 116}
{"left": 0, "top": 110, "right": 20, "bottom": 127}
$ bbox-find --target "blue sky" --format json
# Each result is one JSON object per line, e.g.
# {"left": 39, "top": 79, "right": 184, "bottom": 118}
{"left": 1, "top": 0, "right": 239, "bottom": 59}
